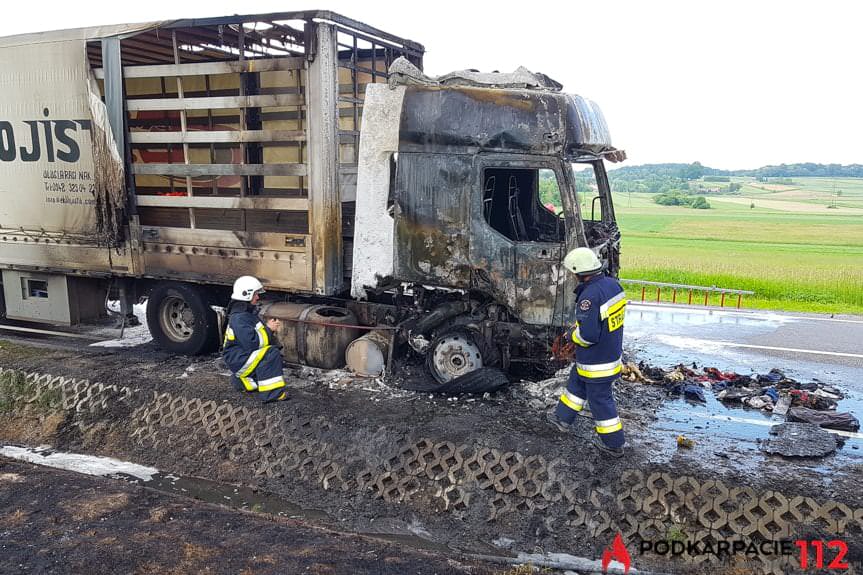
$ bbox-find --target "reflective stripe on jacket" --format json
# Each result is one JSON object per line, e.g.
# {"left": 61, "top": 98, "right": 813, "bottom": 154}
{"left": 568, "top": 274, "right": 626, "bottom": 380}
{"left": 222, "top": 301, "right": 276, "bottom": 376}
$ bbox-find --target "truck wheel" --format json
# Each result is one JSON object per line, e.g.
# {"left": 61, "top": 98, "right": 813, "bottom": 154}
{"left": 146, "top": 282, "right": 219, "bottom": 355}
{"left": 426, "top": 329, "right": 486, "bottom": 385}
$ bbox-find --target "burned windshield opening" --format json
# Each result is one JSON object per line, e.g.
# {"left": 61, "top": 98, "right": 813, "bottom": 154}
{"left": 482, "top": 167, "right": 565, "bottom": 243}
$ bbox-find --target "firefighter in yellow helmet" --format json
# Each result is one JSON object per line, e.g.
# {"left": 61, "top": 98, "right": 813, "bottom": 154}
{"left": 548, "top": 248, "right": 627, "bottom": 457}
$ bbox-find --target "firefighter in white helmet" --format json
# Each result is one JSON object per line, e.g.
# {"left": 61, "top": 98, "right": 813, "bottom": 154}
{"left": 548, "top": 248, "right": 627, "bottom": 457}
{"left": 222, "top": 276, "right": 288, "bottom": 403}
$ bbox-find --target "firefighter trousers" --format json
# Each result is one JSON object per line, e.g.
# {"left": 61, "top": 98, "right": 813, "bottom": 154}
{"left": 228, "top": 345, "right": 287, "bottom": 403}
{"left": 554, "top": 369, "right": 625, "bottom": 448}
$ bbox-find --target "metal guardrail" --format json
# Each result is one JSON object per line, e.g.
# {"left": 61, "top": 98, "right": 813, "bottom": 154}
{"left": 619, "top": 279, "right": 755, "bottom": 309}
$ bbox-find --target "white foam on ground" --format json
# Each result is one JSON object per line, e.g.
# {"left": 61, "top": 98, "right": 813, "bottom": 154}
{"left": 515, "top": 551, "right": 638, "bottom": 574}
{"left": 89, "top": 302, "right": 152, "bottom": 348}
{"left": 1, "top": 445, "right": 159, "bottom": 481}
{"left": 654, "top": 334, "right": 727, "bottom": 354}
{"left": 320, "top": 367, "right": 413, "bottom": 399}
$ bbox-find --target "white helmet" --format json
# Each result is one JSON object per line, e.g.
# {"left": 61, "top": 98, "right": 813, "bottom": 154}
{"left": 231, "top": 275, "right": 265, "bottom": 301}
{"left": 562, "top": 247, "right": 602, "bottom": 275}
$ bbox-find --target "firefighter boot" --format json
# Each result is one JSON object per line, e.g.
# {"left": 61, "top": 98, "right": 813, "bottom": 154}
{"left": 546, "top": 411, "right": 572, "bottom": 433}
{"left": 592, "top": 434, "right": 625, "bottom": 459}
{"left": 570, "top": 416, "right": 592, "bottom": 439}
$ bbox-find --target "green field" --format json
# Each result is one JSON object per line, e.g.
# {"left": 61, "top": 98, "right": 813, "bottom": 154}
{"left": 732, "top": 177, "right": 863, "bottom": 210}
{"left": 605, "top": 178, "right": 863, "bottom": 314}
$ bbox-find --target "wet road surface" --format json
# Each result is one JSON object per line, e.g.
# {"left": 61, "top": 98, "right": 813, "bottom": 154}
{"left": 627, "top": 303, "right": 863, "bottom": 369}
{"left": 626, "top": 303, "right": 863, "bottom": 473}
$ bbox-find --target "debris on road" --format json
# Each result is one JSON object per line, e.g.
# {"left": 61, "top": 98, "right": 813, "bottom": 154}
{"left": 773, "top": 394, "right": 793, "bottom": 416}
{"left": 684, "top": 384, "right": 707, "bottom": 403}
{"left": 621, "top": 361, "right": 655, "bottom": 384}
{"left": 789, "top": 389, "right": 838, "bottom": 411}
{"left": 787, "top": 407, "right": 861, "bottom": 432}
{"left": 623, "top": 361, "right": 852, "bottom": 419}
{"left": 761, "top": 423, "right": 838, "bottom": 458}
{"left": 677, "top": 435, "right": 696, "bottom": 449}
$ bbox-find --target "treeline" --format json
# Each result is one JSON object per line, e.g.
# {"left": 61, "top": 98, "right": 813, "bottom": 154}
{"left": 609, "top": 162, "right": 863, "bottom": 180}
{"left": 654, "top": 191, "right": 711, "bottom": 209}
{"left": 609, "top": 163, "right": 708, "bottom": 182}
{"left": 743, "top": 163, "right": 863, "bottom": 178}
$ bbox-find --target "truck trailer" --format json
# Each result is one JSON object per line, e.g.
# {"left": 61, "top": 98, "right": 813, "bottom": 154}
{"left": 0, "top": 11, "right": 624, "bottom": 383}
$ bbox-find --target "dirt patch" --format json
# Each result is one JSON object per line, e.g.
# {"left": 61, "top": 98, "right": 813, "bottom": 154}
{"left": 62, "top": 491, "right": 130, "bottom": 521}
{"left": 148, "top": 505, "right": 172, "bottom": 523}
{"left": 711, "top": 196, "right": 859, "bottom": 212}
{"left": 746, "top": 183, "right": 799, "bottom": 192}
{"left": 768, "top": 189, "right": 821, "bottom": 200}
{"left": 0, "top": 508, "right": 29, "bottom": 528}
{"left": 0, "top": 458, "right": 499, "bottom": 575}
{"left": 0, "top": 410, "right": 65, "bottom": 445}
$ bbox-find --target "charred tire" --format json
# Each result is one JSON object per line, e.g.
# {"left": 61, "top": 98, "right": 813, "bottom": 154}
{"left": 426, "top": 329, "right": 491, "bottom": 385}
{"left": 146, "top": 282, "right": 219, "bottom": 355}
{"left": 397, "top": 366, "right": 509, "bottom": 394}
{"left": 434, "top": 367, "right": 509, "bottom": 395}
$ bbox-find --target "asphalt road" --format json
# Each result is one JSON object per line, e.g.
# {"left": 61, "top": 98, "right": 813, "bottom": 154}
{"left": 626, "top": 303, "right": 863, "bottom": 470}
{"left": 627, "top": 303, "right": 863, "bottom": 379}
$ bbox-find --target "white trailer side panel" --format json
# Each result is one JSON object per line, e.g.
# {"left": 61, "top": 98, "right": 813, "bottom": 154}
{"left": 0, "top": 39, "right": 99, "bottom": 237}
{"left": 0, "top": 38, "right": 133, "bottom": 276}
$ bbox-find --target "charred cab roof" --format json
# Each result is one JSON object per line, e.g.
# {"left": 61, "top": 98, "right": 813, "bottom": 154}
{"left": 390, "top": 57, "right": 620, "bottom": 160}
{"left": 399, "top": 86, "right": 615, "bottom": 158}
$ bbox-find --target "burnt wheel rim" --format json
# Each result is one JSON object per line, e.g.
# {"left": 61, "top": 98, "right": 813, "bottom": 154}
{"left": 158, "top": 295, "right": 195, "bottom": 343}
{"left": 430, "top": 333, "right": 483, "bottom": 384}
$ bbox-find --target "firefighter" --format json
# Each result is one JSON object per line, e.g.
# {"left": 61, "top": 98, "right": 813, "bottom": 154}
{"left": 548, "top": 247, "right": 626, "bottom": 457}
{"left": 222, "top": 276, "right": 289, "bottom": 403}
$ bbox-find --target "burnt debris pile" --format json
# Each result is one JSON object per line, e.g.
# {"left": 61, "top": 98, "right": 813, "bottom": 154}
{"left": 621, "top": 362, "right": 860, "bottom": 433}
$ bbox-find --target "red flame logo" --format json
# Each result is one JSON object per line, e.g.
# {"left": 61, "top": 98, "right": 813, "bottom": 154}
{"left": 602, "top": 532, "right": 631, "bottom": 574}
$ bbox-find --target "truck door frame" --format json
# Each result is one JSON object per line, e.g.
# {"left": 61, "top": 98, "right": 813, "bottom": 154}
{"left": 469, "top": 153, "right": 579, "bottom": 326}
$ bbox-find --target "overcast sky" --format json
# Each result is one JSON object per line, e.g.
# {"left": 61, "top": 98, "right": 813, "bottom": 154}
{"left": 3, "top": 0, "right": 860, "bottom": 169}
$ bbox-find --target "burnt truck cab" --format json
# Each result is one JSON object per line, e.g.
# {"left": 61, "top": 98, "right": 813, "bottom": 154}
{"left": 353, "top": 61, "right": 624, "bottom": 381}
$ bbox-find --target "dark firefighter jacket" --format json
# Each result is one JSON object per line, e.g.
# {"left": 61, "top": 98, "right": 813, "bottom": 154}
{"left": 568, "top": 274, "right": 626, "bottom": 381}
{"left": 222, "top": 302, "right": 281, "bottom": 391}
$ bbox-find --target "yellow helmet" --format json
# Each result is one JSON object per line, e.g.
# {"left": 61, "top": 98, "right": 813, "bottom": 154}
{"left": 562, "top": 247, "right": 602, "bottom": 275}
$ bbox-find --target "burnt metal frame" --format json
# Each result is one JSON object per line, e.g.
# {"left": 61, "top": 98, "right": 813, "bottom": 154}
{"left": 161, "top": 11, "right": 425, "bottom": 57}
{"left": 567, "top": 158, "right": 616, "bottom": 225}
{"left": 590, "top": 160, "right": 616, "bottom": 223}
{"left": 89, "top": 12, "right": 424, "bottom": 294}
{"left": 87, "top": 11, "right": 423, "bottom": 68}
{"left": 101, "top": 38, "right": 125, "bottom": 165}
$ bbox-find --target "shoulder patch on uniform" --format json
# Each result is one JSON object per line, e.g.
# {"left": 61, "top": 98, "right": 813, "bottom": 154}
{"left": 579, "top": 299, "right": 592, "bottom": 311}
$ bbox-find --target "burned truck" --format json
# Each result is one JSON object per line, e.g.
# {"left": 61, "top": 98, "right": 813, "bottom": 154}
{"left": 0, "top": 11, "right": 623, "bottom": 384}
